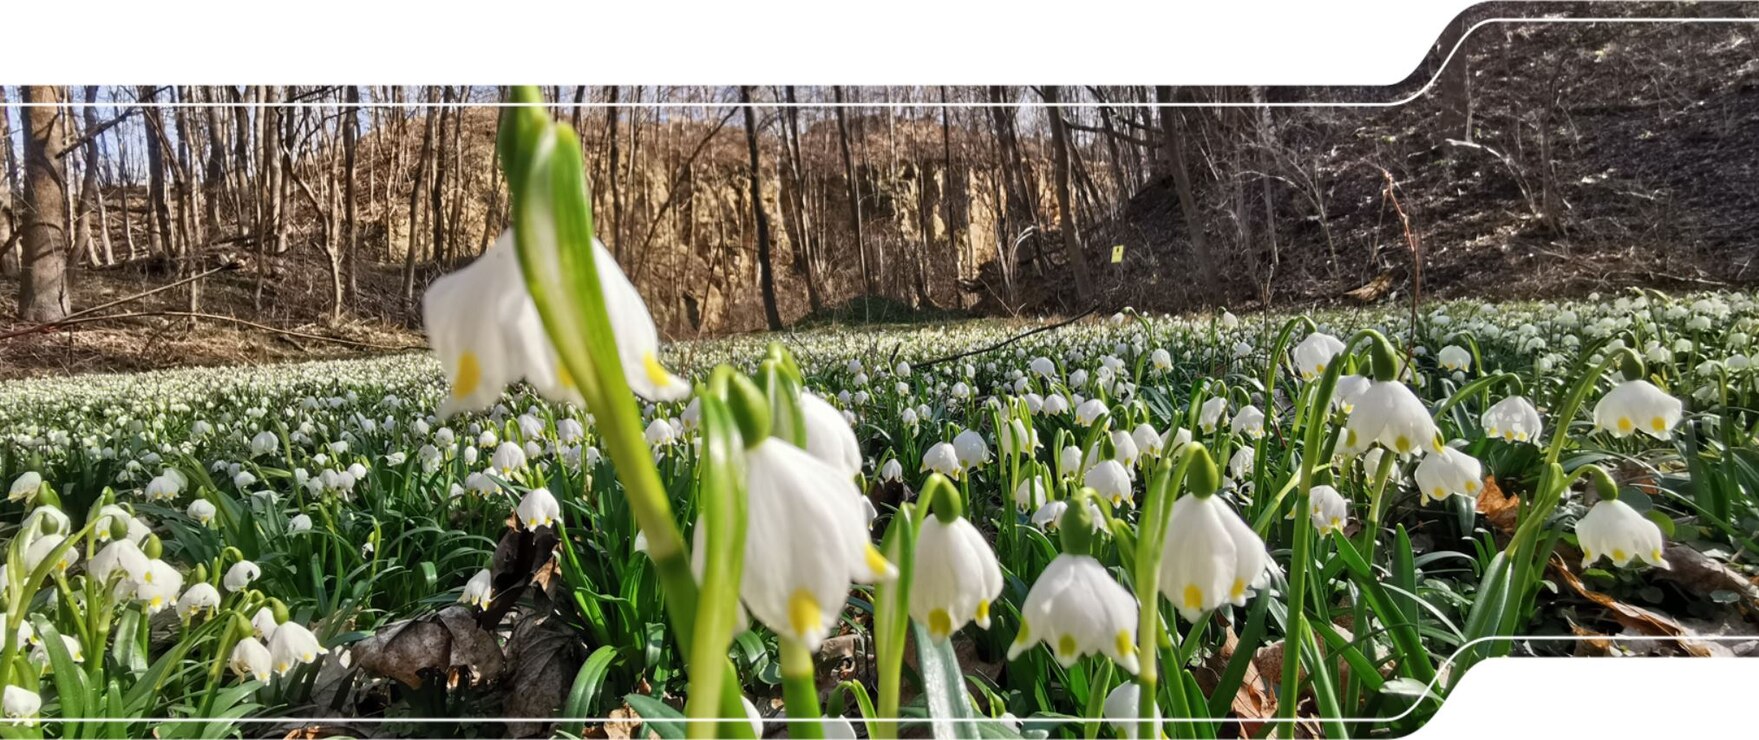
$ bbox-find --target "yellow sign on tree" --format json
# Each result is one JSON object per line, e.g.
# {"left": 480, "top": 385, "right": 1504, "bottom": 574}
{"left": 1111, "top": 244, "right": 1126, "bottom": 263}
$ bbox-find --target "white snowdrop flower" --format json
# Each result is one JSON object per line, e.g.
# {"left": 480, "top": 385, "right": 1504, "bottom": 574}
{"left": 1333, "top": 374, "right": 1370, "bottom": 412}
{"left": 644, "top": 419, "right": 677, "bottom": 447}
{"left": 1482, "top": 396, "right": 1543, "bottom": 443}
{"left": 250, "top": 431, "right": 280, "bottom": 457}
{"left": 1230, "top": 405, "right": 1266, "bottom": 439}
{"left": 1069, "top": 369, "right": 1089, "bottom": 390}
{"left": 1577, "top": 498, "right": 1667, "bottom": 570}
{"left": 1151, "top": 348, "right": 1173, "bottom": 371}
{"left": 1198, "top": 397, "right": 1228, "bottom": 434}
{"left": 1592, "top": 379, "right": 1683, "bottom": 440}
{"left": 251, "top": 607, "right": 280, "bottom": 641}
{"left": 950, "top": 381, "right": 971, "bottom": 400}
{"left": 144, "top": 474, "right": 181, "bottom": 502}
{"left": 3, "top": 685, "right": 41, "bottom": 725}
{"left": 900, "top": 407, "right": 921, "bottom": 429}
{"left": 798, "top": 392, "right": 862, "bottom": 478}
{"left": 1437, "top": 345, "right": 1472, "bottom": 372}
{"left": 879, "top": 458, "right": 904, "bottom": 483}
{"left": 1107, "top": 431, "right": 1141, "bottom": 469}
{"left": 1058, "top": 445, "right": 1086, "bottom": 480}
{"left": 1074, "top": 398, "right": 1108, "bottom": 427}
{"left": 288, "top": 514, "right": 313, "bottom": 533}
{"left": 1030, "top": 499, "right": 1068, "bottom": 530}
{"left": 697, "top": 439, "right": 894, "bottom": 651}
{"left": 1104, "top": 682, "right": 1157, "bottom": 739}
{"left": 1292, "top": 332, "right": 1346, "bottom": 380}
{"left": 952, "top": 429, "right": 991, "bottom": 469}
{"left": 1343, "top": 380, "right": 1441, "bottom": 457}
{"left": 268, "top": 622, "right": 328, "bottom": 676}
{"left": 490, "top": 441, "right": 527, "bottom": 476}
{"left": 347, "top": 462, "right": 369, "bottom": 480}
{"left": 1227, "top": 446, "right": 1256, "bottom": 480}
{"left": 90, "top": 539, "right": 149, "bottom": 585}
{"left": 1007, "top": 554, "right": 1139, "bottom": 672}
{"left": 895, "top": 361, "right": 912, "bottom": 378}
{"left": 1413, "top": 446, "right": 1483, "bottom": 504}
{"left": 7, "top": 472, "right": 43, "bottom": 504}
{"left": 23, "top": 505, "right": 69, "bottom": 540}
{"left": 1221, "top": 310, "right": 1240, "bottom": 328}
{"left": 224, "top": 561, "right": 261, "bottom": 592}
{"left": 232, "top": 470, "right": 257, "bottom": 489}
{"left": 133, "top": 559, "right": 185, "bottom": 614}
{"left": 229, "top": 637, "right": 273, "bottom": 683}
{"left": 557, "top": 418, "right": 585, "bottom": 444}
{"left": 1162, "top": 427, "right": 1194, "bottom": 457}
{"left": 1232, "top": 341, "right": 1253, "bottom": 359}
{"left": 1084, "top": 460, "right": 1134, "bottom": 508}
{"left": 27, "top": 634, "right": 84, "bottom": 669}
{"left": 1013, "top": 477, "right": 1048, "bottom": 513}
{"left": 910, "top": 516, "right": 1004, "bottom": 641}
{"left": 517, "top": 489, "right": 561, "bottom": 529}
{"left": 1309, "top": 485, "right": 1349, "bottom": 535}
{"left": 186, "top": 499, "right": 217, "bottom": 526}
{"left": 461, "top": 568, "right": 494, "bottom": 609}
{"left": 998, "top": 419, "right": 1039, "bottom": 457}
{"left": 1132, "top": 423, "right": 1164, "bottom": 459}
{"left": 1159, "top": 492, "right": 1270, "bottom": 622}
{"left": 1041, "top": 394, "right": 1070, "bottom": 416}
{"left": 921, "top": 442, "right": 963, "bottom": 478}
{"left": 24, "top": 534, "right": 76, "bottom": 575}
{"left": 176, "top": 582, "right": 222, "bottom": 621}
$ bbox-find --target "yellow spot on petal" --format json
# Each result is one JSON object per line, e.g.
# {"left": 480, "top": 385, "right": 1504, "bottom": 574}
{"left": 1183, "top": 584, "right": 1205, "bottom": 611}
{"left": 865, "top": 544, "right": 894, "bottom": 577}
{"left": 1432, "top": 487, "right": 1446, "bottom": 501}
{"left": 642, "top": 352, "right": 673, "bottom": 390}
{"left": 1395, "top": 435, "right": 1411, "bottom": 453}
{"left": 1057, "top": 634, "right": 1079, "bottom": 660}
{"left": 1230, "top": 578, "right": 1247, "bottom": 600}
{"left": 1013, "top": 619, "right": 1032, "bottom": 646}
{"left": 1316, "top": 362, "right": 1327, "bottom": 373}
{"left": 928, "top": 608, "right": 953, "bottom": 639}
{"left": 1651, "top": 549, "right": 1663, "bottom": 562}
{"left": 788, "top": 589, "right": 822, "bottom": 639}
{"left": 1116, "top": 630, "right": 1136, "bottom": 658}
{"left": 557, "top": 363, "right": 576, "bottom": 390}
{"left": 1329, "top": 517, "right": 1342, "bottom": 530}
{"left": 1466, "top": 480, "right": 1480, "bottom": 493}
{"left": 1650, "top": 416, "right": 1667, "bottom": 432}
{"left": 1617, "top": 417, "right": 1633, "bottom": 433}
{"left": 453, "top": 352, "right": 483, "bottom": 399}
{"left": 975, "top": 600, "right": 991, "bottom": 625}
{"left": 1612, "top": 549, "right": 1628, "bottom": 563}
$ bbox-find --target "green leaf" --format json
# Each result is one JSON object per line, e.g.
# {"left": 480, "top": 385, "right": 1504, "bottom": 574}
{"left": 913, "top": 621, "right": 978, "bottom": 739}
{"left": 624, "top": 693, "right": 687, "bottom": 740}
{"left": 561, "top": 645, "right": 619, "bottom": 735}
{"left": 1644, "top": 509, "right": 1676, "bottom": 538}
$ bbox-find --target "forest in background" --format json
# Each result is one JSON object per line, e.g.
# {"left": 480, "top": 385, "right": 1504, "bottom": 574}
{"left": 3, "top": 1, "right": 1757, "bottom": 370}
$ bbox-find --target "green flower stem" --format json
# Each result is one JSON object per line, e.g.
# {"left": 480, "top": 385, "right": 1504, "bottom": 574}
{"left": 874, "top": 496, "right": 923, "bottom": 739}
{"left": 1132, "top": 449, "right": 1197, "bottom": 740}
{"left": 780, "top": 638, "right": 826, "bottom": 739}
{"left": 1280, "top": 329, "right": 1392, "bottom": 726}
{"left": 1360, "top": 447, "right": 1399, "bottom": 565}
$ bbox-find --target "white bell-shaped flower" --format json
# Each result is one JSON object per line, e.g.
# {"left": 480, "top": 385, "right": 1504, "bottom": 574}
{"left": 229, "top": 637, "right": 273, "bottom": 682}
{"left": 909, "top": 516, "right": 1004, "bottom": 642}
{"left": 24, "top": 535, "right": 76, "bottom": 575}
{"left": 267, "top": 622, "right": 328, "bottom": 676}
{"left": 461, "top": 568, "right": 494, "bottom": 609}
{"left": 921, "top": 442, "right": 962, "bottom": 478}
{"left": 1343, "top": 379, "right": 1441, "bottom": 457}
{"left": 1437, "top": 345, "right": 1472, "bottom": 372}
{"left": 1013, "top": 478, "right": 1047, "bottom": 513}
{"left": 422, "top": 236, "right": 574, "bottom": 416}
{"left": 186, "top": 499, "right": 217, "bottom": 526}
{"left": 1008, "top": 554, "right": 1139, "bottom": 673}
{"left": 1084, "top": 460, "right": 1134, "bottom": 508}
{"left": 1333, "top": 375, "right": 1370, "bottom": 412}
{"left": 709, "top": 439, "right": 894, "bottom": 652}
{"left": 250, "top": 431, "right": 280, "bottom": 457}
{"left": 1309, "top": 484, "right": 1349, "bottom": 535}
{"left": 251, "top": 607, "right": 280, "bottom": 641}
{"left": 998, "top": 418, "right": 1039, "bottom": 457}
{"left": 223, "top": 561, "right": 261, "bottom": 592}
{"left": 517, "top": 489, "right": 561, "bottom": 530}
{"left": 1413, "top": 446, "right": 1483, "bottom": 504}
{"left": 1230, "top": 405, "right": 1266, "bottom": 439}
{"left": 8, "top": 472, "right": 43, "bottom": 504}
{"left": 953, "top": 429, "right": 991, "bottom": 469}
{"left": 133, "top": 559, "right": 185, "bottom": 614}
{"left": 1103, "top": 682, "right": 1158, "bottom": 740}
{"left": 1292, "top": 332, "right": 1346, "bottom": 380}
{"left": 90, "top": 539, "right": 148, "bottom": 585}
{"left": 1058, "top": 445, "right": 1085, "bottom": 480}
{"left": 799, "top": 392, "right": 863, "bottom": 478}
{"left": 1198, "top": 397, "right": 1228, "bottom": 433}
{"left": 879, "top": 458, "right": 903, "bottom": 482}
{"left": 1482, "top": 396, "right": 1543, "bottom": 443}
{"left": 176, "top": 582, "right": 222, "bottom": 620}
{"left": 1031, "top": 500, "right": 1069, "bottom": 530}
{"left": 1042, "top": 394, "right": 1070, "bottom": 416}
{"left": 1577, "top": 498, "right": 1667, "bottom": 569}
{"left": 1592, "top": 379, "right": 1683, "bottom": 440}
{"left": 1158, "top": 492, "right": 1270, "bottom": 622}
{"left": 1132, "top": 423, "right": 1164, "bottom": 459}
{"left": 1228, "top": 446, "right": 1256, "bottom": 480}
{"left": 491, "top": 441, "right": 527, "bottom": 476}
{"left": 3, "top": 685, "right": 41, "bottom": 725}
{"left": 1074, "top": 398, "right": 1108, "bottom": 427}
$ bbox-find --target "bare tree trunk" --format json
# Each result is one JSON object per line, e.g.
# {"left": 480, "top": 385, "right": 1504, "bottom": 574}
{"left": 1156, "top": 86, "right": 1216, "bottom": 300}
{"left": 430, "top": 89, "right": 450, "bottom": 266}
{"left": 74, "top": 87, "right": 105, "bottom": 267}
{"left": 604, "top": 86, "right": 623, "bottom": 258}
{"left": 740, "top": 87, "right": 784, "bottom": 331}
{"left": 402, "top": 86, "right": 438, "bottom": 304}
{"left": 18, "top": 86, "right": 71, "bottom": 321}
{"left": 138, "top": 86, "right": 173, "bottom": 259}
{"left": 1043, "top": 86, "right": 1093, "bottom": 304}
{"left": 778, "top": 86, "right": 824, "bottom": 314}
{"left": 0, "top": 86, "right": 17, "bottom": 277}
{"left": 343, "top": 85, "right": 361, "bottom": 306}
{"left": 832, "top": 86, "right": 871, "bottom": 297}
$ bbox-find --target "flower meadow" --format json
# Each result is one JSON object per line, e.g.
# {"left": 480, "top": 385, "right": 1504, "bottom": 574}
{"left": 4, "top": 93, "right": 1758, "bottom": 739}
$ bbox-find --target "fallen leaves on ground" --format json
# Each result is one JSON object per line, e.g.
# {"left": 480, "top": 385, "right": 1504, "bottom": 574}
{"left": 1551, "top": 556, "right": 1728, "bottom": 656}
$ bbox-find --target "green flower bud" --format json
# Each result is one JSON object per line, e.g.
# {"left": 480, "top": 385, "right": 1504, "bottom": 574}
{"left": 1059, "top": 490, "right": 1100, "bottom": 556}
{"left": 267, "top": 597, "right": 291, "bottom": 624}
{"left": 1185, "top": 443, "right": 1220, "bottom": 497}
{"left": 922, "top": 473, "right": 963, "bottom": 523}
{"left": 724, "top": 372, "right": 772, "bottom": 449}
{"left": 143, "top": 534, "right": 162, "bottom": 560}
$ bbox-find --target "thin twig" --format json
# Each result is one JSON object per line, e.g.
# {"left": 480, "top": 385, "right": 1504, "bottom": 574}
{"left": 6, "top": 311, "right": 425, "bottom": 352}
{"left": 912, "top": 305, "right": 1102, "bottom": 371}
{"left": 0, "top": 263, "right": 239, "bottom": 340}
